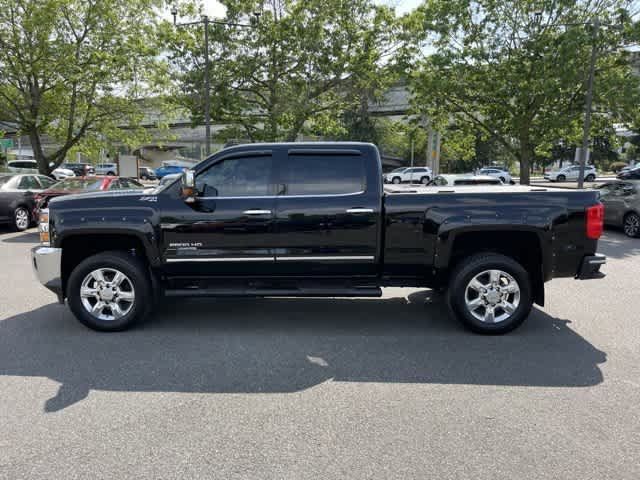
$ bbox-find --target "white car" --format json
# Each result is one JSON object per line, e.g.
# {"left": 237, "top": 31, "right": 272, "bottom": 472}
{"left": 95, "top": 162, "right": 118, "bottom": 176}
{"left": 479, "top": 167, "right": 512, "bottom": 184}
{"left": 384, "top": 166, "right": 433, "bottom": 184}
{"left": 544, "top": 165, "right": 597, "bottom": 182}
{"left": 51, "top": 167, "right": 75, "bottom": 180}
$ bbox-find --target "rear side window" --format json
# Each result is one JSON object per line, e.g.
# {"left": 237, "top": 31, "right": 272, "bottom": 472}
{"left": 283, "top": 154, "right": 365, "bottom": 196}
{"left": 18, "top": 176, "right": 40, "bottom": 190}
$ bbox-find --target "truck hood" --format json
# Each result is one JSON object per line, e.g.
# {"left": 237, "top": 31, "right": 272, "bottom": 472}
{"left": 49, "top": 189, "right": 148, "bottom": 206}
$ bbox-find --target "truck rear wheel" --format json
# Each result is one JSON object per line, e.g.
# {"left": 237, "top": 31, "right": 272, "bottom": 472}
{"left": 447, "top": 253, "right": 533, "bottom": 334}
{"left": 67, "top": 251, "right": 153, "bottom": 331}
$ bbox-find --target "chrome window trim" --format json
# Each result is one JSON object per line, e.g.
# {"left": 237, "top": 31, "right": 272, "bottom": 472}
{"left": 198, "top": 190, "right": 366, "bottom": 200}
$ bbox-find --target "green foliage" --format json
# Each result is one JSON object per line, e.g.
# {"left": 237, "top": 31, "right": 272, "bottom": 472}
{"left": 167, "top": 0, "right": 401, "bottom": 142}
{"left": 407, "top": 0, "right": 640, "bottom": 183}
{"left": 0, "top": 0, "right": 173, "bottom": 173}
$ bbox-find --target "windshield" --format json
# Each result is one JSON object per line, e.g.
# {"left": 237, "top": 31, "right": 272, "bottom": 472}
{"left": 50, "top": 178, "right": 105, "bottom": 191}
{"left": 391, "top": 167, "right": 406, "bottom": 172}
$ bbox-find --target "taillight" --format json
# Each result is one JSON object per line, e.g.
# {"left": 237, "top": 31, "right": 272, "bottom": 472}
{"left": 586, "top": 203, "right": 604, "bottom": 239}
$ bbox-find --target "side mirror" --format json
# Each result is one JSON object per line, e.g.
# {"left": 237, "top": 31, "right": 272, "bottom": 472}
{"left": 181, "top": 170, "right": 197, "bottom": 203}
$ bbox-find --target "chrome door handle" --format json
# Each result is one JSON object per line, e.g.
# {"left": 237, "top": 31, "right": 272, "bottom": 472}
{"left": 243, "top": 209, "right": 272, "bottom": 215}
{"left": 346, "top": 208, "right": 374, "bottom": 214}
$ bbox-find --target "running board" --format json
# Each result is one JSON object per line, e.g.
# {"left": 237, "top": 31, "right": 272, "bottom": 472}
{"left": 165, "top": 287, "right": 383, "bottom": 298}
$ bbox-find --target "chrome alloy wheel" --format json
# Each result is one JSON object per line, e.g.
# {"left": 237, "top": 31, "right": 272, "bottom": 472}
{"left": 464, "top": 269, "right": 521, "bottom": 324}
{"left": 15, "top": 208, "right": 29, "bottom": 230}
{"left": 624, "top": 213, "right": 640, "bottom": 237}
{"left": 80, "top": 268, "right": 135, "bottom": 321}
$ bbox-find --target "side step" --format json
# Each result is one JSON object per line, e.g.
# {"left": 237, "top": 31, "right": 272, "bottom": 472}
{"left": 165, "top": 287, "right": 383, "bottom": 298}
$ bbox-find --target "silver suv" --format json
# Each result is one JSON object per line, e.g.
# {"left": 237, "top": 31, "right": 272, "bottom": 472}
{"left": 95, "top": 162, "right": 118, "bottom": 176}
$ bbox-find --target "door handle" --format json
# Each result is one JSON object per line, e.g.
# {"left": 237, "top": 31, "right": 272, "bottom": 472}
{"left": 346, "top": 208, "right": 374, "bottom": 214}
{"left": 243, "top": 209, "right": 272, "bottom": 215}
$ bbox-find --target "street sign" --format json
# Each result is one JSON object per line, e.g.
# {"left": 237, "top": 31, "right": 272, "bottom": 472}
{"left": 0, "top": 139, "right": 14, "bottom": 150}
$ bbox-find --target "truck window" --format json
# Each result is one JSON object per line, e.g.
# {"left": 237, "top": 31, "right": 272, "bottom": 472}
{"left": 283, "top": 154, "right": 365, "bottom": 195}
{"left": 196, "top": 155, "right": 273, "bottom": 197}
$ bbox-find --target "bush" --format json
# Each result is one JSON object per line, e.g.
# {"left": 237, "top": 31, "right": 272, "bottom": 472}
{"left": 610, "top": 161, "right": 628, "bottom": 173}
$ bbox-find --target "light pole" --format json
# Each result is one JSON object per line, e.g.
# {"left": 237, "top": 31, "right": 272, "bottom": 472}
{"left": 171, "top": 5, "right": 260, "bottom": 157}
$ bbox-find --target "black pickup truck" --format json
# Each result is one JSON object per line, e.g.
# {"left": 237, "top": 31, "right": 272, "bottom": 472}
{"left": 31, "top": 142, "right": 606, "bottom": 334}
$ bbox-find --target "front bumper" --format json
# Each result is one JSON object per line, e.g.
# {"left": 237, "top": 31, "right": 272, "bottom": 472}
{"left": 576, "top": 254, "right": 606, "bottom": 280}
{"left": 31, "top": 246, "right": 64, "bottom": 302}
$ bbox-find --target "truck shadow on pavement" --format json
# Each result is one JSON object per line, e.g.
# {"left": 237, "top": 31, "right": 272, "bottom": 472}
{"left": 0, "top": 292, "right": 606, "bottom": 412}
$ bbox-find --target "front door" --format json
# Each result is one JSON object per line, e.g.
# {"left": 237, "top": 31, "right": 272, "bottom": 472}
{"left": 272, "top": 148, "right": 380, "bottom": 277}
{"left": 161, "top": 151, "right": 278, "bottom": 276}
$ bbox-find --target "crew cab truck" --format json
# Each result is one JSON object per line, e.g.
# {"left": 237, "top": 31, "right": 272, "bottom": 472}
{"left": 32, "top": 143, "right": 606, "bottom": 334}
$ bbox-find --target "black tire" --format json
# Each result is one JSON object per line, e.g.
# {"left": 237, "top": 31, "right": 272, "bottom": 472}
{"left": 392, "top": 177, "right": 401, "bottom": 184}
{"left": 107, "top": 171, "right": 115, "bottom": 176}
{"left": 420, "top": 176, "right": 430, "bottom": 184}
{"left": 623, "top": 212, "right": 640, "bottom": 238}
{"left": 499, "top": 176, "right": 506, "bottom": 183}
{"left": 556, "top": 174, "right": 566, "bottom": 182}
{"left": 447, "top": 253, "right": 533, "bottom": 334}
{"left": 12, "top": 206, "right": 30, "bottom": 232}
{"left": 67, "top": 251, "right": 153, "bottom": 331}
{"left": 585, "top": 174, "right": 595, "bottom": 182}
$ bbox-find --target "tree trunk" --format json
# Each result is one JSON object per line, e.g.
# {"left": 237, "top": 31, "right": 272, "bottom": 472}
{"left": 518, "top": 141, "right": 532, "bottom": 185}
{"left": 28, "top": 129, "right": 51, "bottom": 175}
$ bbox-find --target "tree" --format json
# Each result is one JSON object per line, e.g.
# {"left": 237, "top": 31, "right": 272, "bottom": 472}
{"left": 0, "top": 0, "right": 171, "bottom": 174}
{"left": 407, "top": 0, "right": 640, "bottom": 184}
{"left": 167, "top": 0, "right": 400, "bottom": 142}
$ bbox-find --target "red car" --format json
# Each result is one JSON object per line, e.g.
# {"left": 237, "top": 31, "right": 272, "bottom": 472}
{"left": 34, "top": 176, "right": 144, "bottom": 214}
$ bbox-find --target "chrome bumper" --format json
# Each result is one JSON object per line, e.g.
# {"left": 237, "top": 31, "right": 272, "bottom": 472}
{"left": 31, "top": 246, "right": 64, "bottom": 302}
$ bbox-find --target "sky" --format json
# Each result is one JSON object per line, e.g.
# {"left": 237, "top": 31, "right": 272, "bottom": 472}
{"left": 196, "top": 0, "right": 422, "bottom": 19}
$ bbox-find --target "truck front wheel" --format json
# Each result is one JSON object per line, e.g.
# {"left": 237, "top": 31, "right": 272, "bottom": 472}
{"left": 447, "top": 253, "right": 533, "bottom": 334}
{"left": 67, "top": 251, "right": 153, "bottom": 331}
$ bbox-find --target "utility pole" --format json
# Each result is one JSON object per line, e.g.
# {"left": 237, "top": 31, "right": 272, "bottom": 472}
{"left": 171, "top": 5, "right": 260, "bottom": 158}
{"left": 203, "top": 16, "right": 211, "bottom": 156}
{"left": 578, "top": 18, "right": 599, "bottom": 189}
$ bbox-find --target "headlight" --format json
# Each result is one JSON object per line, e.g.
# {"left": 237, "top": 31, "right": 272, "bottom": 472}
{"left": 38, "top": 209, "right": 50, "bottom": 245}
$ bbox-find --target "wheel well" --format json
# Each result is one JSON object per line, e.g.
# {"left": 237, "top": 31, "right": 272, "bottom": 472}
{"left": 60, "top": 234, "right": 147, "bottom": 296}
{"left": 448, "top": 231, "right": 545, "bottom": 306}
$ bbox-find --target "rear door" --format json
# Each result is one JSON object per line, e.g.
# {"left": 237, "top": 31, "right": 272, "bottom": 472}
{"left": 272, "top": 148, "right": 381, "bottom": 276}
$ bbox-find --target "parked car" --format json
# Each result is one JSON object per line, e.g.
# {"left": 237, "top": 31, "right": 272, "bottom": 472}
{"left": 597, "top": 180, "right": 640, "bottom": 237}
{"left": 544, "top": 165, "right": 597, "bottom": 182}
{"left": 159, "top": 173, "right": 181, "bottom": 186}
{"left": 383, "top": 166, "right": 433, "bottom": 184}
{"left": 429, "top": 174, "right": 504, "bottom": 187}
{"left": 32, "top": 142, "right": 606, "bottom": 334}
{"left": 50, "top": 167, "right": 75, "bottom": 181}
{"left": 155, "top": 164, "right": 186, "bottom": 179}
{"left": 139, "top": 166, "right": 157, "bottom": 181}
{"left": 617, "top": 165, "right": 640, "bottom": 180}
{"left": 7, "top": 160, "right": 38, "bottom": 173}
{"left": 60, "top": 162, "right": 95, "bottom": 176}
{"left": 7, "top": 160, "right": 77, "bottom": 180}
{"left": 33, "top": 176, "right": 144, "bottom": 213}
{"left": 95, "top": 162, "right": 118, "bottom": 176}
{"left": 479, "top": 168, "right": 513, "bottom": 184}
{"left": 0, "top": 174, "right": 57, "bottom": 231}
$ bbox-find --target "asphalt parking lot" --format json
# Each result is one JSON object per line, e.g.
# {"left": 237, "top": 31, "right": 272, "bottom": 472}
{"left": 1, "top": 228, "right": 639, "bottom": 479}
